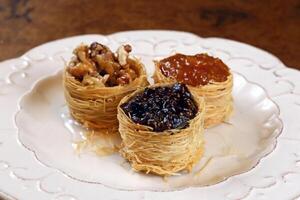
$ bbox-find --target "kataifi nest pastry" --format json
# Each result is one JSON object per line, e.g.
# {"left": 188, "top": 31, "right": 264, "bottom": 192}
{"left": 117, "top": 83, "right": 205, "bottom": 176}
{"left": 64, "top": 42, "right": 149, "bottom": 132}
{"left": 153, "top": 53, "right": 233, "bottom": 128}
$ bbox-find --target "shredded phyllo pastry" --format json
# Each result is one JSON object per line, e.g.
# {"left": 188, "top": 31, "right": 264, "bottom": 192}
{"left": 63, "top": 42, "right": 149, "bottom": 131}
{"left": 153, "top": 53, "right": 233, "bottom": 128}
{"left": 117, "top": 83, "right": 205, "bottom": 176}
{"left": 74, "top": 130, "right": 121, "bottom": 156}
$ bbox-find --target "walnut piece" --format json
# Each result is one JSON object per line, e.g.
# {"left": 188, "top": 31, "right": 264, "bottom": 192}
{"left": 116, "top": 44, "right": 132, "bottom": 66}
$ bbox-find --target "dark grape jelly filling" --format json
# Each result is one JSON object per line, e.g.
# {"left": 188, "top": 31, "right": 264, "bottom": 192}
{"left": 121, "top": 83, "right": 198, "bottom": 132}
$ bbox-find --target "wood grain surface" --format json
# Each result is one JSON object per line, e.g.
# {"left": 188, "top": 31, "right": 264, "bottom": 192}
{"left": 0, "top": 0, "right": 299, "bottom": 68}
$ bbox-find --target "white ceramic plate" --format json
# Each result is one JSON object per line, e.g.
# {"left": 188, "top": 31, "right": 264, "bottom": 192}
{"left": 0, "top": 31, "right": 300, "bottom": 200}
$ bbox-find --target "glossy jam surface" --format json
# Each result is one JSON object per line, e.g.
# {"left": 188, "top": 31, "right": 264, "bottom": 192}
{"left": 159, "top": 53, "right": 230, "bottom": 86}
{"left": 121, "top": 83, "right": 198, "bottom": 132}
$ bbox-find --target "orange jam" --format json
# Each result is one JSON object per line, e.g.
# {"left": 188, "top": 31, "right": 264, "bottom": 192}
{"left": 158, "top": 53, "right": 230, "bottom": 86}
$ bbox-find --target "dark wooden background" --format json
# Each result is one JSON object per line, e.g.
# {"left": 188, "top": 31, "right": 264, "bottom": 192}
{"left": 0, "top": 0, "right": 299, "bottom": 68}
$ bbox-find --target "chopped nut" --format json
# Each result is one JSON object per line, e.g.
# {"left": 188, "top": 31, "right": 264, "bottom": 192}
{"left": 67, "top": 42, "right": 138, "bottom": 86}
{"left": 124, "top": 44, "right": 132, "bottom": 53}
{"left": 116, "top": 45, "right": 131, "bottom": 66}
{"left": 117, "top": 73, "right": 130, "bottom": 85}
{"left": 127, "top": 68, "right": 137, "bottom": 80}
{"left": 68, "top": 63, "right": 91, "bottom": 80}
{"left": 82, "top": 75, "right": 105, "bottom": 87}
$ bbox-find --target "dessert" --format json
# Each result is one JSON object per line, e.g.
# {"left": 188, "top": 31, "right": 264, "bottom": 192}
{"left": 63, "top": 42, "right": 149, "bottom": 131}
{"left": 118, "top": 83, "right": 205, "bottom": 176}
{"left": 153, "top": 53, "right": 233, "bottom": 128}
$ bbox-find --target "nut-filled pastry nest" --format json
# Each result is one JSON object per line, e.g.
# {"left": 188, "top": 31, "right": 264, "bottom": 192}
{"left": 64, "top": 42, "right": 149, "bottom": 131}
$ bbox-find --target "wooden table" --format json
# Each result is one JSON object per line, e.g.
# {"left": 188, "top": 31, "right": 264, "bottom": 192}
{"left": 0, "top": 0, "right": 299, "bottom": 69}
